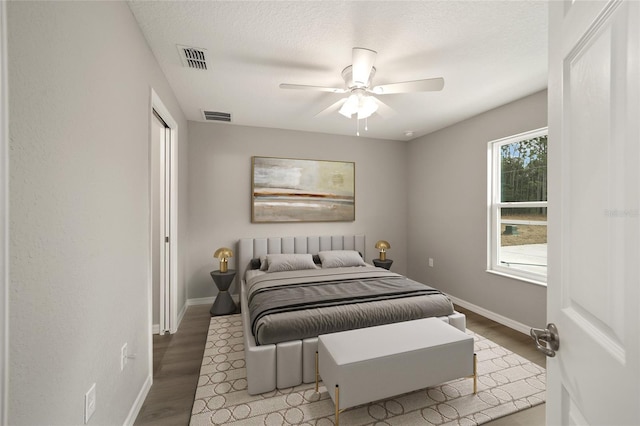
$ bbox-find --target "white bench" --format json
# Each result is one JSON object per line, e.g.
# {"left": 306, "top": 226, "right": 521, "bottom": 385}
{"left": 316, "top": 318, "right": 476, "bottom": 425}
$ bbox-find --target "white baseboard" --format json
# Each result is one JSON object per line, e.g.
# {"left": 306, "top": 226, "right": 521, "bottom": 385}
{"left": 187, "top": 296, "right": 215, "bottom": 306}
{"left": 123, "top": 374, "right": 152, "bottom": 426}
{"left": 152, "top": 324, "right": 159, "bottom": 335}
{"left": 447, "top": 295, "right": 532, "bottom": 335}
{"left": 187, "top": 294, "right": 240, "bottom": 307}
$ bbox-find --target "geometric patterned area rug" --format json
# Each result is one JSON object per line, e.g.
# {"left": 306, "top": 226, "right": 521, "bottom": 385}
{"left": 190, "top": 314, "right": 545, "bottom": 425}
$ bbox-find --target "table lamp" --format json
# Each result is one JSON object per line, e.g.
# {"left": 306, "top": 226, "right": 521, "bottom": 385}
{"left": 375, "top": 240, "right": 390, "bottom": 261}
{"left": 214, "top": 247, "right": 233, "bottom": 273}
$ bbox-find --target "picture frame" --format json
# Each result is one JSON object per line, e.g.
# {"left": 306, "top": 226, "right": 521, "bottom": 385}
{"left": 251, "top": 156, "right": 355, "bottom": 223}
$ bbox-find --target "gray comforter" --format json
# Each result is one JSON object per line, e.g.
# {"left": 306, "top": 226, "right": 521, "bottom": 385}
{"left": 247, "top": 267, "right": 454, "bottom": 345}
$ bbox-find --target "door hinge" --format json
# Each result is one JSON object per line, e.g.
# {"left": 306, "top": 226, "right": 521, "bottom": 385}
{"left": 165, "top": 236, "right": 169, "bottom": 243}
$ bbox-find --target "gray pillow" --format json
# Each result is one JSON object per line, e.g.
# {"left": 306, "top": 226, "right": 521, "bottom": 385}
{"left": 259, "top": 255, "right": 268, "bottom": 271}
{"left": 266, "top": 253, "right": 317, "bottom": 272}
{"left": 250, "top": 258, "right": 262, "bottom": 270}
{"left": 319, "top": 250, "right": 367, "bottom": 268}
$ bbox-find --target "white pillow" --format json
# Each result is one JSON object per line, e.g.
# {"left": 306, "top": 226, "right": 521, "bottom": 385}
{"left": 266, "top": 253, "right": 317, "bottom": 273}
{"left": 319, "top": 250, "right": 367, "bottom": 268}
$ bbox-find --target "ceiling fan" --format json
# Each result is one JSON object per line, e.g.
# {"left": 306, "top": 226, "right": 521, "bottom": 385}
{"left": 279, "top": 47, "right": 444, "bottom": 133}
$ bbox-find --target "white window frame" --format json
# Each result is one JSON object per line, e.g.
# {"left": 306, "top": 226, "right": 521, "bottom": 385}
{"left": 487, "top": 127, "right": 548, "bottom": 286}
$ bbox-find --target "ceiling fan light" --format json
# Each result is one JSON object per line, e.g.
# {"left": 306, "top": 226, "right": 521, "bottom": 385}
{"left": 338, "top": 109, "right": 353, "bottom": 118}
{"left": 339, "top": 94, "right": 359, "bottom": 118}
{"left": 357, "top": 96, "right": 378, "bottom": 119}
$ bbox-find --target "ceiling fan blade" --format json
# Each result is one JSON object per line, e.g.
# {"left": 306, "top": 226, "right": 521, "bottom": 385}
{"left": 315, "top": 98, "right": 347, "bottom": 117}
{"left": 372, "top": 77, "right": 445, "bottom": 95}
{"left": 279, "top": 83, "right": 346, "bottom": 93}
{"left": 352, "top": 47, "right": 377, "bottom": 86}
{"left": 372, "top": 97, "right": 396, "bottom": 119}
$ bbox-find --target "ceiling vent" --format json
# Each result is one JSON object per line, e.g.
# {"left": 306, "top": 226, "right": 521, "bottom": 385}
{"left": 202, "top": 110, "right": 232, "bottom": 122}
{"left": 177, "top": 45, "right": 208, "bottom": 70}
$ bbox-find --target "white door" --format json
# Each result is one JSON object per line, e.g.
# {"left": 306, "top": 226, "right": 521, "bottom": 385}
{"left": 161, "top": 116, "right": 171, "bottom": 333}
{"left": 547, "top": 0, "right": 640, "bottom": 424}
{"left": 152, "top": 110, "right": 171, "bottom": 335}
{"left": 150, "top": 90, "right": 179, "bottom": 336}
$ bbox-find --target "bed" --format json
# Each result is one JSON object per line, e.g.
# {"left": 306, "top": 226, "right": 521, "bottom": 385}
{"left": 238, "top": 235, "right": 466, "bottom": 395}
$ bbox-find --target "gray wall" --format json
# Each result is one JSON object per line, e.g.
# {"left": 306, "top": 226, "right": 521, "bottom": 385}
{"left": 406, "top": 90, "right": 548, "bottom": 328}
{"left": 187, "top": 122, "right": 408, "bottom": 299}
{"left": 8, "top": 2, "right": 188, "bottom": 424}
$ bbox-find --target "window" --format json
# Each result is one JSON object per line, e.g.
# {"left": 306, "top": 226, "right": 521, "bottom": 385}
{"left": 488, "top": 128, "right": 548, "bottom": 284}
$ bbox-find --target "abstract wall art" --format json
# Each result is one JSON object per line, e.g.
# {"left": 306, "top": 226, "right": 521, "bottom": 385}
{"left": 251, "top": 156, "right": 355, "bottom": 222}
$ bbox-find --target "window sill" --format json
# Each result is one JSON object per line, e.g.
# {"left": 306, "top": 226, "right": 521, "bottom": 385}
{"left": 486, "top": 269, "right": 547, "bottom": 287}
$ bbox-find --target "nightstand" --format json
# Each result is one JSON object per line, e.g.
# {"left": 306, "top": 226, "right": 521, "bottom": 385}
{"left": 210, "top": 269, "right": 237, "bottom": 316}
{"left": 373, "top": 258, "right": 393, "bottom": 270}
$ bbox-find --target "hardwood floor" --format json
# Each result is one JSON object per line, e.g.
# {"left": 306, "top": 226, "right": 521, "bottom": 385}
{"left": 135, "top": 304, "right": 546, "bottom": 425}
{"left": 134, "top": 304, "right": 211, "bottom": 426}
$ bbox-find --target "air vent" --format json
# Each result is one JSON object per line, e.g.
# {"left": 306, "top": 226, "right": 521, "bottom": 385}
{"left": 202, "top": 110, "right": 232, "bottom": 122}
{"left": 177, "top": 45, "right": 208, "bottom": 70}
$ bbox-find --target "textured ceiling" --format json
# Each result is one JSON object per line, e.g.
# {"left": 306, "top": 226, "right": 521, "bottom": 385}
{"left": 128, "top": 1, "right": 548, "bottom": 141}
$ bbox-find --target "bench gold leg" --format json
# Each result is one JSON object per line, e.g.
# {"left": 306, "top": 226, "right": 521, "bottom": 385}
{"left": 335, "top": 384, "right": 340, "bottom": 426}
{"left": 315, "top": 351, "right": 319, "bottom": 393}
{"left": 473, "top": 353, "right": 477, "bottom": 394}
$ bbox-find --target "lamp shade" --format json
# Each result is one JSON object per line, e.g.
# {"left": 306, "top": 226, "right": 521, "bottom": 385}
{"left": 338, "top": 89, "right": 379, "bottom": 120}
{"left": 339, "top": 94, "right": 359, "bottom": 118}
{"left": 214, "top": 247, "right": 233, "bottom": 272}
{"left": 357, "top": 96, "right": 379, "bottom": 119}
{"left": 375, "top": 240, "right": 390, "bottom": 250}
{"left": 375, "top": 240, "right": 390, "bottom": 260}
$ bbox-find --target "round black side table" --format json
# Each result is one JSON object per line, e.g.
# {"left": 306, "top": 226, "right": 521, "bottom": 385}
{"left": 373, "top": 258, "right": 393, "bottom": 270}
{"left": 210, "top": 269, "right": 237, "bottom": 316}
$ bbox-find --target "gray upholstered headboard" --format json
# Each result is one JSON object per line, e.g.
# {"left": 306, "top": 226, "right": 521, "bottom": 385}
{"left": 237, "top": 235, "right": 365, "bottom": 281}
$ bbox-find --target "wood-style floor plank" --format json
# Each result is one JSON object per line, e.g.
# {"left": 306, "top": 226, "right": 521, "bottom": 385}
{"left": 134, "top": 304, "right": 211, "bottom": 426}
{"left": 135, "top": 303, "right": 546, "bottom": 425}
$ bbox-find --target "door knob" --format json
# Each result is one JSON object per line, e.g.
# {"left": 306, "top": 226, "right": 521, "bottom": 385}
{"left": 530, "top": 323, "right": 560, "bottom": 357}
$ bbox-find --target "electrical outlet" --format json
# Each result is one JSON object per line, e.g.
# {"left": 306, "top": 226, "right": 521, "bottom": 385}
{"left": 429, "top": 258, "right": 434, "bottom": 267}
{"left": 121, "top": 343, "right": 127, "bottom": 371}
{"left": 84, "top": 383, "right": 96, "bottom": 424}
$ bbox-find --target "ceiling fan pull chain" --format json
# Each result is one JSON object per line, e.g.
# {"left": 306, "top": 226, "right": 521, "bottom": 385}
{"left": 365, "top": 117, "right": 368, "bottom": 132}
{"left": 356, "top": 118, "right": 360, "bottom": 136}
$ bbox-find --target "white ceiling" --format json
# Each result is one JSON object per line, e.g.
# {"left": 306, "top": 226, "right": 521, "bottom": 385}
{"left": 128, "top": 1, "right": 548, "bottom": 141}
